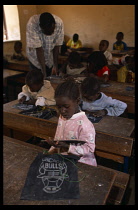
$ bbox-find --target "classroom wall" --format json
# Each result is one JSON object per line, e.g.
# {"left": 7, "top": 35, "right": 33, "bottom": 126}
{"left": 3, "top": 5, "right": 135, "bottom": 56}
{"left": 36, "top": 5, "right": 135, "bottom": 51}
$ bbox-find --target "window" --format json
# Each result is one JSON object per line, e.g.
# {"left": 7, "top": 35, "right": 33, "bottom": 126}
{"left": 3, "top": 5, "right": 21, "bottom": 42}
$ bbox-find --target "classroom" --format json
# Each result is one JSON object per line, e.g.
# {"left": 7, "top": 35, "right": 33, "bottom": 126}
{"left": 3, "top": 5, "right": 135, "bottom": 205}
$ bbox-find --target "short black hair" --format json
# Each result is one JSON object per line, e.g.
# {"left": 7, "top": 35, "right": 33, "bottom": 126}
{"left": 73, "top": 33, "right": 79, "bottom": 42}
{"left": 100, "top": 40, "right": 109, "bottom": 47}
{"left": 14, "top": 41, "right": 22, "bottom": 48}
{"left": 25, "top": 70, "right": 44, "bottom": 85}
{"left": 116, "top": 32, "right": 124, "bottom": 38}
{"left": 68, "top": 51, "right": 81, "bottom": 64}
{"left": 55, "top": 80, "right": 80, "bottom": 101}
{"left": 80, "top": 77, "right": 100, "bottom": 96}
{"left": 87, "top": 51, "right": 108, "bottom": 73}
{"left": 39, "top": 12, "right": 55, "bottom": 29}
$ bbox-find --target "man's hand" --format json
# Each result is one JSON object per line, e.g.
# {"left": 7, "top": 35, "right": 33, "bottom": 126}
{"left": 51, "top": 66, "right": 58, "bottom": 75}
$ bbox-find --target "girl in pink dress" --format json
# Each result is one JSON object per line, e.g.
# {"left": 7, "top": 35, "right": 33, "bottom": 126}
{"left": 46, "top": 80, "right": 97, "bottom": 166}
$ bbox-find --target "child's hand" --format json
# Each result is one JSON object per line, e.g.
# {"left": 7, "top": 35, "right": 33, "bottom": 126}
{"left": 56, "top": 141, "right": 69, "bottom": 149}
{"left": 23, "top": 98, "right": 36, "bottom": 105}
{"left": 43, "top": 138, "right": 69, "bottom": 149}
{"left": 19, "top": 95, "right": 26, "bottom": 104}
{"left": 43, "top": 137, "right": 58, "bottom": 147}
{"left": 92, "top": 109, "right": 107, "bottom": 117}
{"left": 51, "top": 66, "right": 58, "bottom": 75}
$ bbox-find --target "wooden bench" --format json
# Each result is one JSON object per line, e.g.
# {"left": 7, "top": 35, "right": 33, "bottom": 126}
{"left": 3, "top": 136, "right": 129, "bottom": 205}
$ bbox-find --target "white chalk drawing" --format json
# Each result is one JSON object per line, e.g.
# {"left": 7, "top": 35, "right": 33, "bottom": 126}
{"left": 37, "top": 157, "right": 69, "bottom": 193}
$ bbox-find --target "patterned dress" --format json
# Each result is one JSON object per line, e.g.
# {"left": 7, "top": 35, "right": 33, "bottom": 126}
{"left": 49, "top": 111, "right": 97, "bottom": 166}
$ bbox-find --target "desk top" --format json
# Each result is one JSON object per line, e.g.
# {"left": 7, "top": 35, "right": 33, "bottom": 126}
{"left": 3, "top": 135, "right": 116, "bottom": 205}
{"left": 3, "top": 69, "right": 25, "bottom": 79}
{"left": 4, "top": 100, "right": 134, "bottom": 139}
{"left": 111, "top": 49, "right": 135, "bottom": 57}
{"left": 7, "top": 58, "right": 29, "bottom": 65}
{"left": 100, "top": 80, "right": 135, "bottom": 98}
{"left": 6, "top": 58, "right": 30, "bottom": 72}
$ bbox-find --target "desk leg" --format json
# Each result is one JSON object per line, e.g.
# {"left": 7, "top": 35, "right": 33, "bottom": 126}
{"left": 10, "top": 129, "right": 14, "bottom": 138}
{"left": 124, "top": 157, "right": 129, "bottom": 173}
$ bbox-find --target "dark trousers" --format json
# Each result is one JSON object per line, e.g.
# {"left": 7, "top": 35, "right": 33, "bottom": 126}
{"left": 29, "top": 61, "right": 52, "bottom": 77}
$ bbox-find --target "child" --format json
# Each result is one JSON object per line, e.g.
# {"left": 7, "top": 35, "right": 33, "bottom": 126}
{"left": 66, "top": 33, "right": 82, "bottom": 52}
{"left": 11, "top": 41, "right": 26, "bottom": 61}
{"left": 46, "top": 80, "right": 97, "bottom": 166}
{"left": 80, "top": 77, "right": 127, "bottom": 117}
{"left": 18, "top": 70, "right": 56, "bottom": 106}
{"left": 113, "top": 32, "right": 128, "bottom": 51}
{"left": 87, "top": 51, "right": 110, "bottom": 83}
{"left": 99, "top": 40, "right": 112, "bottom": 65}
{"left": 59, "top": 51, "right": 87, "bottom": 77}
{"left": 117, "top": 56, "right": 135, "bottom": 83}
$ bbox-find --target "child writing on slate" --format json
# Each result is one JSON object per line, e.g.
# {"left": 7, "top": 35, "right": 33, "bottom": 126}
{"left": 45, "top": 80, "right": 97, "bottom": 166}
{"left": 59, "top": 51, "right": 87, "bottom": 77}
{"left": 87, "top": 51, "right": 110, "bottom": 83}
{"left": 18, "top": 70, "right": 56, "bottom": 106}
{"left": 80, "top": 77, "right": 127, "bottom": 117}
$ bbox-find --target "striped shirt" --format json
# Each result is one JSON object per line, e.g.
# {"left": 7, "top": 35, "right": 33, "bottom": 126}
{"left": 26, "top": 14, "right": 64, "bottom": 68}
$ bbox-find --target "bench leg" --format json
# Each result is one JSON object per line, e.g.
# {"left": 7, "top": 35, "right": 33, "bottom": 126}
{"left": 123, "top": 157, "right": 129, "bottom": 173}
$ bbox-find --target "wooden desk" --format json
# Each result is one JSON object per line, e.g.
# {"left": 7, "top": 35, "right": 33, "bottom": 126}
{"left": 3, "top": 100, "right": 135, "bottom": 173}
{"left": 100, "top": 80, "right": 135, "bottom": 114}
{"left": 111, "top": 49, "right": 135, "bottom": 57}
{"left": 3, "top": 69, "right": 25, "bottom": 80}
{"left": 6, "top": 58, "right": 30, "bottom": 72}
{"left": 3, "top": 69, "right": 25, "bottom": 101}
{"left": 3, "top": 135, "right": 116, "bottom": 205}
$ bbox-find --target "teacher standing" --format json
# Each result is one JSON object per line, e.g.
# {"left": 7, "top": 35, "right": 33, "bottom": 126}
{"left": 26, "top": 12, "right": 64, "bottom": 78}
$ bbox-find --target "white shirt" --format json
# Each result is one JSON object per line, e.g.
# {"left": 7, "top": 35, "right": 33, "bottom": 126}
{"left": 104, "top": 50, "right": 113, "bottom": 65}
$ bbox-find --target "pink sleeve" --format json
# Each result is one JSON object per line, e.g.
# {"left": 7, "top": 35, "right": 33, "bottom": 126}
{"left": 68, "top": 124, "right": 96, "bottom": 157}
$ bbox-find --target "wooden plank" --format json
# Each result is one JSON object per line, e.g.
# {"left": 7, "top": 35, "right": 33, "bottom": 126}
{"left": 95, "top": 132, "right": 133, "bottom": 157}
{"left": 94, "top": 115, "right": 135, "bottom": 137}
{"left": 99, "top": 165, "right": 130, "bottom": 205}
{"left": 3, "top": 69, "right": 25, "bottom": 79}
{"left": 3, "top": 136, "right": 116, "bottom": 205}
{"left": 3, "top": 111, "right": 57, "bottom": 138}
{"left": 95, "top": 150, "right": 124, "bottom": 164}
{"left": 7, "top": 59, "right": 30, "bottom": 72}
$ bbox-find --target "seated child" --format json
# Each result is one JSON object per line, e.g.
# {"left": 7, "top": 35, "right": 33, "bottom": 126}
{"left": 66, "top": 33, "right": 82, "bottom": 52}
{"left": 87, "top": 51, "right": 110, "bottom": 83}
{"left": 59, "top": 51, "right": 87, "bottom": 77}
{"left": 80, "top": 77, "right": 127, "bottom": 117}
{"left": 11, "top": 41, "right": 26, "bottom": 61}
{"left": 117, "top": 56, "right": 135, "bottom": 83}
{"left": 113, "top": 32, "right": 128, "bottom": 51}
{"left": 18, "top": 70, "right": 56, "bottom": 106}
{"left": 99, "top": 40, "right": 112, "bottom": 65}
{"left": 45, "top": 80, "right": 97, "bottom": 166}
